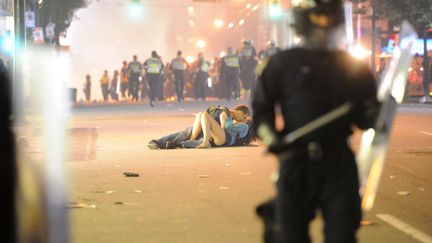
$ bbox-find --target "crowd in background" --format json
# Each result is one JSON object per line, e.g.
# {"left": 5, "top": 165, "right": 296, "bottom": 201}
{"left": 82, "top": 39, "right": 281, "bottom": 106}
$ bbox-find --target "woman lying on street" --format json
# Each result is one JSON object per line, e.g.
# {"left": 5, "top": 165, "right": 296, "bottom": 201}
{"left": 147, "top": 104, "right": 255, "bottom": 149}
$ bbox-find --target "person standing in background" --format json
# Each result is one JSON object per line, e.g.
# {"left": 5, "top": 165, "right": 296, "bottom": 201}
{"left": 110, "top": 70, "right": 119, "bottom": 101}
{"left": 144, "top": 51, "right": 164, "bottom": 107}
{"left": 170, "top": 50, "right": 188, "bottom": 102}
{"left": 83, "top": 74, "right": 91, "bottom": 102}
{"left": 220, "top": 47, "right": 241, "bottom": 100}
{"left": 193, "top": 52, "right": 210, "bottom": 100}
{"left": 100, "top": 70, "right": 110, "bottom": 102}
{"left": 120, "top": 61, "right": 129, "bottom": 100}
{"left": 128, "top": 55, "right": 142, "bottom": 102}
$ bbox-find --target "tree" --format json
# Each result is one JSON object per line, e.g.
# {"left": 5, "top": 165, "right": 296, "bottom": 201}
{"left": 371, "top": 0, "right": 432, "bottom": 97}
{"left": 27, "top": 0, "right": 88, "bottom": 45}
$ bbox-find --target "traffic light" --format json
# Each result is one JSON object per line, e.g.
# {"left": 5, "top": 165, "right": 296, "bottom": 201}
{"left": 128, "top": 0, "right": 143, "bottom": 18}
{"left": 268, "top": 0, "right": 283, "bottom": 20}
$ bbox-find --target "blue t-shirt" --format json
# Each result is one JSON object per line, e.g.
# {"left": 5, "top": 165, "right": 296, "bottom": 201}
{"left": 225, "top": 122, "right": 249, "bottom": 146}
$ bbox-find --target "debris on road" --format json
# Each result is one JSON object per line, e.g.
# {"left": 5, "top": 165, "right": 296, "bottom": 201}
{"left": 197, "top": 174, "right": 209, "bottom": 178}
{"left": 225, "top": 163, "right": 230, "bottom": 166}
{"left": 397, "top": 191, "right": 411, "bottom": 196}
{"left": 389, "top": 176, "right": 395, "bottom": 179}
{"left": 66, "top": 202, "right": 96, "bottom": 209}
{"left": 134, "top": 190, "right": 142, "bottom": 193}
{"left": 240, "top": 172, "right": 252, "bottom": 175}
{"left": 114, "top": 202, "right": 124, "bottom": 205}
{"left": 106, "top": 190, "right": 116, "bottom": 194}
{"left": 123, "top": 172, "right": 140, "bottom": 177}
{"left": 219, "top": 186, "right": 229, "bottom": 190}
{"left": 418, "top": 188, "right": 425, "bottom": 191}
{"left": 91, "top": 190, "right": 105, "bottom": 194}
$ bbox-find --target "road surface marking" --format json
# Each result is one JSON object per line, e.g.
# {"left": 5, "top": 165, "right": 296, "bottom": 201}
{"left": 376, "top": 214, "right": 432, "bottom": 243}
{"left": 419, "top": 131, "right": 432, "bottom": 136}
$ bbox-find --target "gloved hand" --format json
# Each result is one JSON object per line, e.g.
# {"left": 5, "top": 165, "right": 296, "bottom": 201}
{"left": 267, "top": 141, "right": 288, "bottom": 154}
{"left": 257, "top": 124, "right": 285, "bottom": 154}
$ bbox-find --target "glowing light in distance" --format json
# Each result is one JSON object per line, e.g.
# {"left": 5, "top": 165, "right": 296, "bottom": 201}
{"left": 188, "top": 19, "right": 195, "bottom": 27}
{"left": 220, "top": 51, "right": 226, "bottom": 57}
{"left": 197, "top": 39, "right": 206, "bottom": 48}
{"left": 239, "top": 19, "right": 245, "bottom": 26}
{"left": 207, "top": 77, "right": 213, "bottom": 88}
{"left": 186, "top": 56, "right": 195, "bottom": 64}
{"left": 408, "top": 67, "right": 413, "bottom": 72}
{"left": 228, "top": 22, "right": 234, "bottom": 28}
{"left": 246, "top": 3, "right": 252, "bottom": 9}
{"left": 350, "top": 44, "right": 371, "bottom": 59}
{"left": 128, "top": 2, "right": 143, "bottom": 18}
{"left": 214, "top": 19, "right": 224, "bottom": 28}
{"left": 252, "top": 4, "right": 260, "bottom": 11}
{"left": 187, "top": 6, "right": 194, "bottom": 12}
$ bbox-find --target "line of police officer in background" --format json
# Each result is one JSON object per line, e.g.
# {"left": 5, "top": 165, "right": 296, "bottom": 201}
{"left": 83, "top": 39, "right": 281, "bottom": 107}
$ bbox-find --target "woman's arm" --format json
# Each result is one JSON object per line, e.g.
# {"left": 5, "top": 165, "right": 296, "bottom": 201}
{"left": 219, "top": 111, "right": 228, "bottom": 129}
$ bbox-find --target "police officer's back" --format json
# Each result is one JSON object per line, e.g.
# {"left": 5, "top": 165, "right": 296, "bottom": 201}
{"left": 252, "top": 1, "right": 379, "bottom": 242}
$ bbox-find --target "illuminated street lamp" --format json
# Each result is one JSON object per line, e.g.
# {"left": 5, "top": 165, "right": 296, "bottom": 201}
{"left": 188, "top": 19, "right": 195, "bottom": 27}
{"left": 228, "top": 22, "right": 234, "bottom": 29}
{"left": 350, "top": 44, "right": 371, "bottom": 60}
{"left": 128, "top": 0, "right": 143, "bottom": 18}
{"left": 196, "top": 39, "right": 206, "bottom": 49}
{"left": 238, "top": 19, "right": 245, "bottom": 26}
{"left": 214, "top": 19, "right": 224, "bottom": 28}
{"left": 186, "top": 55, "right": 195, "bottom": 64}
{"left": 268, "top": 0, "right": 282, "bottom": 20}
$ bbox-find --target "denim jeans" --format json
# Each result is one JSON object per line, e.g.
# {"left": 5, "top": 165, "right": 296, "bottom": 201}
{"left": 156, "top": 127, "right": 203, "bottom": 149}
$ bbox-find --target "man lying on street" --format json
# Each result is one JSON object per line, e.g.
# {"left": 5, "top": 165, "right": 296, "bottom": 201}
{"left": 147, "top": 105, "right": 255, "bottom": 149}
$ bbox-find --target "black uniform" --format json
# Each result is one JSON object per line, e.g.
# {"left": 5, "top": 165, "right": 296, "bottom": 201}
{"left": 0, "top": 60, "right": 16, "bottom": 243}
{"left": 252, "top": 48, "right": 378, "bottom": 243}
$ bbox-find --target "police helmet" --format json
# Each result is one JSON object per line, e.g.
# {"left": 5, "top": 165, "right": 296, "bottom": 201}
{"left": 291, "top": 0, "right": 344, "bottom": 36}
{"left": 242, "top": 39, "right": 252, "bottom": 46}
{"left": 267, "top": 40, "right": 276, "bottom": 47}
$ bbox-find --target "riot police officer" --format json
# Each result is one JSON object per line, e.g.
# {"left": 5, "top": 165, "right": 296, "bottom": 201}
{"left": 127, "top": 55, "right": 142, "bottom": 102}
{"left": 239, "top": 39, "right": 258, "bottom": 92}
{"left": 193, "top": 53, "right": 210, "bottom": 100}
{"left": 170, "top": 50, "right": 188, "bottom": 102}
{"left": 252, "top": 0, "right": 379, "bottom": 242}
{"left": 144, "top": 51, "right": 164, "bottom": 107}
{"left": 259, "top": 40, "right": 281, "bottom": 60}
{"left": 220, "top": 47, "right": 241, "bottom": 100}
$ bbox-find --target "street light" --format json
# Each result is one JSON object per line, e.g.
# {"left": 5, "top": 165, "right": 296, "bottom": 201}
{"left": 214, "top": 19, "right": 224, "bottom": 28}
{"left": 196, "top": 39, "right": 206, "bottom": 49}
{"left": 128, "top": 0, "right": 143, "bottom": 18}
{"left": 268, "top": 0, "right": 282, "bottom": 20}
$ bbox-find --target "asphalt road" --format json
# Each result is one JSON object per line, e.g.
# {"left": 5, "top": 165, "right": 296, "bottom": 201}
{"left": 65, "top": 99, "right": 432, "bottom": 243}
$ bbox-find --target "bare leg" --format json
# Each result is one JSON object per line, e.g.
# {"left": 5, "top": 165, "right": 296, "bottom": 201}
{"left": 197, "top": 112, "right": 226, "bottom": 148}
{"left": 189, "top": 112, "right": 203, "bottom": 141}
